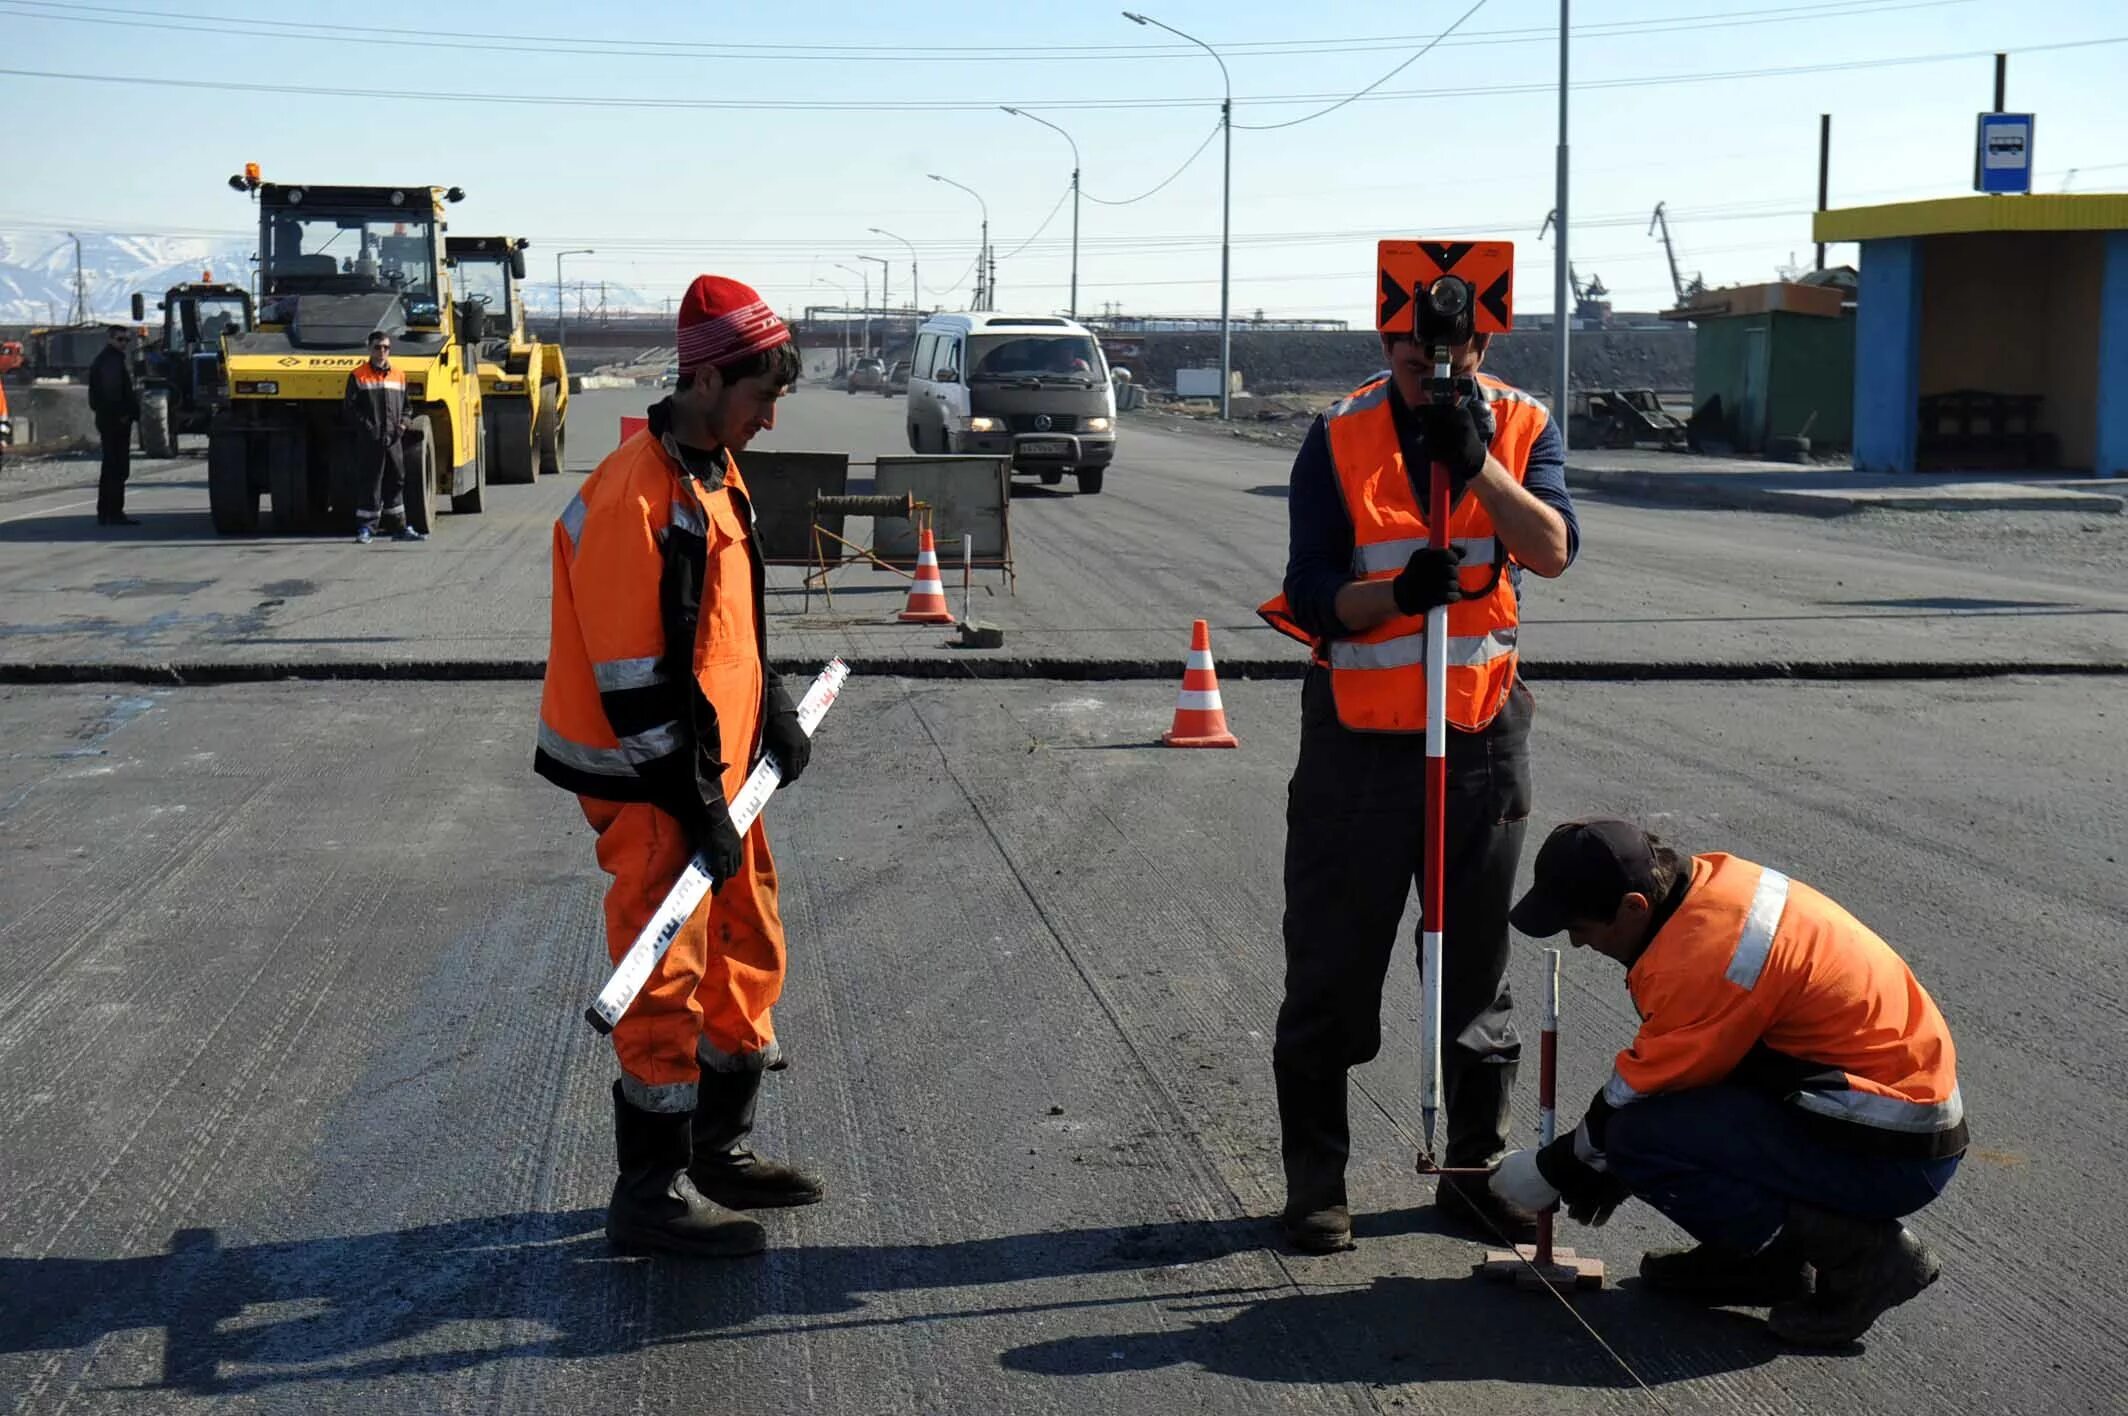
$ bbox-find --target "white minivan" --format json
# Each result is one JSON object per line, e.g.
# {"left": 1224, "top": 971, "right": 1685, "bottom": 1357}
{"left": 904, "top": 312, "right": 1117, "bottom": 494}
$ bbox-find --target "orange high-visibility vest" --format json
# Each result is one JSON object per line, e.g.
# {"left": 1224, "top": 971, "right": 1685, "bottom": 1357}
{"left": 1258, "top": 371, "right": 1551, "bottom": 733}
{"left": 1606, "top": 854, "right": 1967, "bottom": 1158}
{"left": 535, "top": 420, "right": 766, "bottom": 808}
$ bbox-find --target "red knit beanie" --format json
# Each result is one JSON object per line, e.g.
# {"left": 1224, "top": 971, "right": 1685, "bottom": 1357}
{"left": 675, "top": 274, "right": 790, "bottom": 374}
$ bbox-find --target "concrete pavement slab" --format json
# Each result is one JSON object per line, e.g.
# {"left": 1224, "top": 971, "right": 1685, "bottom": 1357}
{"left": 1, "top": 676, "right": 2121, "bottom": 1412}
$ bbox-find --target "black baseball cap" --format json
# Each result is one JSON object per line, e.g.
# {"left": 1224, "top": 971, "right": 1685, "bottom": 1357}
{"left": 1509, "top": 818, "right": 1662, "bottom": 937}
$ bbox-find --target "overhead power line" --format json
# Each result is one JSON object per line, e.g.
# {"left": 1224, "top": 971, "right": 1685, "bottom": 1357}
{"left": 1236, "top": 0, "right": 1491, "bottom": 132}
{"left": 4, "top": 36, "right": 2119, "bottom": 115}
{"left": 1082, "top": 123, "right": 1224, "bottom": 206}
{"left": 0, "top": 0, "right": 1983, "bottom": 62}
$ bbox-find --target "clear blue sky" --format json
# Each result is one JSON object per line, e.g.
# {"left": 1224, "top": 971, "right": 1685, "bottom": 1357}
{"left": 5, "top": 0, "right": 2124, "bottom": 323}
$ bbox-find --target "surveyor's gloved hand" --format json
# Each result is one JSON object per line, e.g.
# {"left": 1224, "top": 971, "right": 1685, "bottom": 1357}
{"left": 688, "top": 794, "right": 746, "bottom": 892}
{"left": 1536, "top": 1132, "right": 1633, "bottom": 1227}
{"left": 1391, "top": 544, "right": 1467, "bottom": 616}
{"left": 1489, "top": 1149, "right": 1561, "bottom": 1213}
{"left": 762, "top": 679, "right": 810, "bottom": 787}
{"left": 1419, "top": 396, "right": 1495, "bottom": 494}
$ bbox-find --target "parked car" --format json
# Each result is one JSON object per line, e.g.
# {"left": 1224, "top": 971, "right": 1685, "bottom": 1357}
{"left": 885, "top": 359, "right": 911, "bottom": 396}
{"left": 847, "top": 356, "right": 886, "bottom": 395}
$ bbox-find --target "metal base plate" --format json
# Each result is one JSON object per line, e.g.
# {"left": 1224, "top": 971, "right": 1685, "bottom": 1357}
{"left": 1475, "top": 1244, "right": 1607, "bottom": 1291}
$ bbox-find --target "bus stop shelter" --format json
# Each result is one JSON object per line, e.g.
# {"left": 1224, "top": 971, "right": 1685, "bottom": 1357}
{"left": 1814, "top": 194, "right": 2128, "bottom": 477}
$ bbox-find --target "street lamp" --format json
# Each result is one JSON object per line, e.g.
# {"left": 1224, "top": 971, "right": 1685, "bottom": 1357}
{"left": 869, "top": 227, "right": 920, "bottom": 313}
{"left": 858, "top": 254, "right": 891, "bottom": 316}
{"left": 928, "top": 173, "right": 991, "bottom": 310}
{"left": 1123, "top": 11, "right": 1231, "bottom": 418}
{"left": 833, "top": 261, "right": 870, "bottom": 354}
{"left": 1001, "top": 107, "right": 1081, "bottom": 320}
{"left": 555, "top": 248, "right": 593, "bottom": 354}
{"left": 815, "top": 277, "right": 852, "bottom": 369}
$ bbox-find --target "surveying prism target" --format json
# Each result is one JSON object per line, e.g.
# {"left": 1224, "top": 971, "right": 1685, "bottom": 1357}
{"left": 1376, "top": 241, "right": 1515, "bottom": 337}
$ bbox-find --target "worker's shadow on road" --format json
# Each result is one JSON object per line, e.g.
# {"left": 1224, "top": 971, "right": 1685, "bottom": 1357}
{"left": 0, "top": 1209, "right": 1771, "bottom": 1397}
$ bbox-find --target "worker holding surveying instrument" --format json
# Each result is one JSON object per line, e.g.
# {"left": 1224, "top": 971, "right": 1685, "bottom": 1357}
{"left": 1259, "top": 241, "right": 1579, "bottom": 1254}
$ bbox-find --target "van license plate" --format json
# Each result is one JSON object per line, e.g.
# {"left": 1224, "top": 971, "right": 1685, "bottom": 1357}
{"left": 1020, "top": 440, "right": 1069, "bottom": 457}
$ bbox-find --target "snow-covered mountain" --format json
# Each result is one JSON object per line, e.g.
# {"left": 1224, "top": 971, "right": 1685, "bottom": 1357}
{"left": 0, "top": 229, "right": 253, "bottom": 325}
{"left": 0, "top": 227, "right": 656, "bottom": 324}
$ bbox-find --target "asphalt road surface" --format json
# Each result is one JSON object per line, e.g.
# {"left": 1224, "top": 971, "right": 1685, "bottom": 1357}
{"left": 1, "top": 386, "right": 2122, "bottom": 673}
{"left": 2, "top": 383, "right": 2125, "bottom": 1413}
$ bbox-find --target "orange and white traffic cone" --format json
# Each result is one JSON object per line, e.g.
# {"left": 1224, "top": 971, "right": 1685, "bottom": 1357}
{"left": 898, "top": 527, "right": 956, "bottom": 624}
{"left": 1162, "top": 619, "right": 1239, "bottom": 748}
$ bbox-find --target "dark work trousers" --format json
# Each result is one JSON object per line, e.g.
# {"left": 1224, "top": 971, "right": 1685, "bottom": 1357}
{"left": 1604, "top": 1085, "right": 1961, "bottom": 1252}
{"left": 96, "top": 415, "right": 133, "bottom": 519}
{"left": 353, "top": 435, "right": 406, "bottom": 530}
{"left": 1274, "top": 668, "right": 1535, "bottom": 1213}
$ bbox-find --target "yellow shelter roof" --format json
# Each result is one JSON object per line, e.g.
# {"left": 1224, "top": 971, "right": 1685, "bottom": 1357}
{"left": 1813, "top": 193, "right": 2128, "bottom": 242}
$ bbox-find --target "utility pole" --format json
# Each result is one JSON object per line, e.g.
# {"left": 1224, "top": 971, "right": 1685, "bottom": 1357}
{"left": 68, "top": 232, "right": 88, "bottom": 325}
{"left": 1994, "top": 52, "right": 2006, "bottom": 111}
{"left": 1551, "top": 0, "right": 1571, "bottom": 427}
{"left": 555, "top": 248, "right": 593, "bottom": 354}
{"left": 1816, "top": 114, "right": 1832, "bottom": 272}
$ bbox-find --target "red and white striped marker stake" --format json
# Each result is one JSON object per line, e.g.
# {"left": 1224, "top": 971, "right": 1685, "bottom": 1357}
{"left": 1476, "top": 945, "right": 1605, "bottom": 1289}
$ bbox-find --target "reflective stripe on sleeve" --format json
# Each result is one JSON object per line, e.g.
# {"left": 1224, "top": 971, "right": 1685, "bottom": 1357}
{"left": 618, "top": 720, "right": 684, "bottom": 765}
{"left": 559, "top": 492, "right": 588, "bottom": 553}
{"left": 593, "top": 656, "right": 668, "bottom": 693}
{"left": 536, "top": 721, "right": 636, "bottom": 778}
{"left": 1723, "top": 868, "right": 1791, "bottom": 990}
{"left": 1328, "top": 626, "right": 1518, "bottom": 672}
{"left": 1602, "top": 1069, "right": 1646, "bottom": 1109}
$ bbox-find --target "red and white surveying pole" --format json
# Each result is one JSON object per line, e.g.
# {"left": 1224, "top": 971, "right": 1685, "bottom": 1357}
{"left": 1418, "top": 335, "right": 1455, "bottom": 1162}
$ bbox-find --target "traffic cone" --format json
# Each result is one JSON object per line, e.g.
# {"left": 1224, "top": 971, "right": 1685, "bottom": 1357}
{"left": 898, "top": 528, "right": 956, "bottom": 624}
{"left": 1162, "top": 619, "right": 1239, "bottom": 748}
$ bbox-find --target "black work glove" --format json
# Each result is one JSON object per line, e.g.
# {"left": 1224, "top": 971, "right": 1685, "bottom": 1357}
{"left": 761, "top": 680, "right": 810, "bottom": 788}
{"left": 1537, "top": 1133, "right": 1633, "bottom": 1228}
{"left": 1418, "top": 396, "right": 1493, "bottom": 494}
{"left": 1390, "top": 544, "right": 1467, "bottom": 616}
{"left": 689, "top": 794, "right": 746, "bottom": 892}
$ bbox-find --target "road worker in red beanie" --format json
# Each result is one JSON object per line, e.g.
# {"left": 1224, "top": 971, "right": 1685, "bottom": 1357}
{"left": 536, "top": 274, "right": 813, "bottom": 1258}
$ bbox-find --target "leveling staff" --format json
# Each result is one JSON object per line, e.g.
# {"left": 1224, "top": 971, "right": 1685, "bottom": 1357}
{"left": 536, "top": 275, "right": 817, "bottom": 1259}
{"left": 1258, "top": 291, "right": 1579, "bottom": 1254}
{"left": 1495, "top": 819, "right": 1965, "bottom": 1345}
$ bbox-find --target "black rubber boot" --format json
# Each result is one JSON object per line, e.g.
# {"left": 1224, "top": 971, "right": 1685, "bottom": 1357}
{"left": 1431, "top": 1052, "right": 1538, "bottom": 1245}
{"left": 1768, "top": 1204, "right": 1941, "bottom": 1345}
{"left": 688, "top": 1068, "right": 825, "bottom": 1210}
{"left": 1275, "top": 1066, "right": 1354, "bottom": 1253}
{"left": 1641, "top": 1235, "right": 1815, "bottom": 1305}
{"left": 606, "top": 1082, "right": 767, "bottom": 1258}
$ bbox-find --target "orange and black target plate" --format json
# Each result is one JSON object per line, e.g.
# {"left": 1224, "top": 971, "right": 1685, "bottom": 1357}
{"left": 1376, "top": 240, "right": 1515, "bottom": 336}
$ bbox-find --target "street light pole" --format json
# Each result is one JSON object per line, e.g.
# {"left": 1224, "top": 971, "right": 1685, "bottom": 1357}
{"left": 1552, "top": 0, "right": 1571, "bottom": 432}
{"left": 859, "top": 253, "right": 891, "bottom": 324}
{"left": 1124, "top": 12, "right": 1231, "bottom": 418}
{"left": 1001, "top": 107, "right": 1081, "bottom": 319}
{"left": 556, "top": 248, "right": 593, "bottom": 355}
{"left": 815, "top": 278, "right": 852, "bottom": 369}
{"left": 869, "top": 227, "right": 921, "bottom": 313}
{"left": 929, "top": 173, "right": 990, "bottom": 310}
{"left": 834, "top": 262, "right": 869, "bottom": 354}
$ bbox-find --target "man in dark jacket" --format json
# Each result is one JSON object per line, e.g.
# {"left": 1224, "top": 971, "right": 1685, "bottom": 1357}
{"left": 343, "top": 330, "right": 422, "bottom": 544}
{"left": 86, "top": 326, "right": 140, "bottom": 526}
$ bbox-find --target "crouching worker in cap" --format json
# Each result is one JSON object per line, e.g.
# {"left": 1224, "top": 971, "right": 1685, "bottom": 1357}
{"left": 1494, "top": 820, "right": 1966, "bottom": 1344}
{"left": 536, "top": 275, "right": 817, "bottom": 1258}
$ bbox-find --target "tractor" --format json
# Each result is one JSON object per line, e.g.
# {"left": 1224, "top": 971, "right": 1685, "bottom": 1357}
{"left": 209, "top": 172, "right": 487, "bottom": 536}
{"left": 445, "top": 235, "right": 568, "bottom": 483}
{"left": 130, "top": 280, "right": 253, "bottom": 458}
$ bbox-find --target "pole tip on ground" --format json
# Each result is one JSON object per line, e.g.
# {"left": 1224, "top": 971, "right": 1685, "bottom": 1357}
{"left": 1476, "top": 1245, "right": 1607, "bottom": 1291}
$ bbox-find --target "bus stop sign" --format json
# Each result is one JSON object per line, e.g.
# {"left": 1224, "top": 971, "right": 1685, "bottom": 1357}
{"left": 1975, "top": 113, "right": 2034, "bottom": 195}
